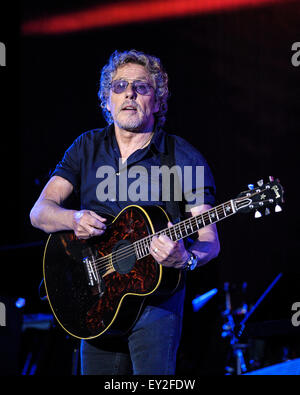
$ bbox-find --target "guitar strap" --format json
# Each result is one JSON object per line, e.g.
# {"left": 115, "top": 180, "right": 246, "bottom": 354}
{"left": 160, "top": 134, "right": 184, "bottom": 224}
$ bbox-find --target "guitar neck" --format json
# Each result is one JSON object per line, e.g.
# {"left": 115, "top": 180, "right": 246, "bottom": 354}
{"left": 134, "top": 200, "right": 236, "bottom": 260}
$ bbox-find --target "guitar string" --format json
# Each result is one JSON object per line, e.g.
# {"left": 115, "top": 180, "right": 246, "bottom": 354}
{"left": 94, "top": 203, "right": 229, "bottom": 263}
{"left": 95, "top": 207, "right": 237, "bottom": 273}
{"left": 92, "top": 202, "right": 234, "bottom": 272}
{"left": 92, "top": 188, "right": 275, "bottom": 273}
{"left": 92, "top": 200, "right": 249, "bottom": 272}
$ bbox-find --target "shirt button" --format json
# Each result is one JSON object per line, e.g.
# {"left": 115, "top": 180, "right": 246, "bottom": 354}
{"left": 116, "top": 172, "right": 120, "bottom": 176}
{"left": 110, "top": 198, "right": 116, "bottom": 202}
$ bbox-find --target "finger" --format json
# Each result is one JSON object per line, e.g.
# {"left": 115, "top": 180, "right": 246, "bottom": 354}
{"left": 152, "top": 243, "right": 171, "bottom": 261}
{"left": 86, "top": 224, "right": 106, "bottom": 238}
{"left": 150, "top": 236, "right": 164, "bottom": 251}
{"left": 150, "top": 240, "right": 160, "bottom": 256}
{"left": 89, "top": 211, "right": 107, "bottom": 222}
{"left": 74, "top": 211, "right": 106, "bottom": 228}
{"left": 157, "top": 234, "right": 176, "bottom": 248}
{"left": 88, "top": 216, "right": 107, "bottom": 231}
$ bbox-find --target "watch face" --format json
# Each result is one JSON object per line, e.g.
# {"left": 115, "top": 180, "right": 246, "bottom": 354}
{"left": 190, "top": 254, "right": 198, "bottom": 270}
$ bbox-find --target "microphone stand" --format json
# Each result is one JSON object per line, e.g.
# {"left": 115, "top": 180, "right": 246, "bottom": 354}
{"left": 221, "top": 282, "right": 248, "bottom": 375}
{"left": 222, "top": 273, "right": 283, "bottom": 375}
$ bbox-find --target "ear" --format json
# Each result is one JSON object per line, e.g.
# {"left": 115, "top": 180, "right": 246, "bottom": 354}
{"left": 106, "top": 97, "right": 111, "bottom": 113}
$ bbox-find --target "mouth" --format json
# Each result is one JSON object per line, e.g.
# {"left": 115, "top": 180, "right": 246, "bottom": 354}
{"left": 121, "top": 101, "right": 139, "bottom": 112}
{"left": 121, "top": 106, "right": 137, "bottom": 112}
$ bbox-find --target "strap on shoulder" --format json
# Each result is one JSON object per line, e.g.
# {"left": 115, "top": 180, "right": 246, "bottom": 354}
{"left": 160, "top": 134, "right": 183, "bottom": 224}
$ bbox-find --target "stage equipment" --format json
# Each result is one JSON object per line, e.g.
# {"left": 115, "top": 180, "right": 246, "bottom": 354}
{"left": 244, "top": 358, "right": 300, "bottom": 375}
{"left": 192, "top": 288, "right": 218, "bottom": 312}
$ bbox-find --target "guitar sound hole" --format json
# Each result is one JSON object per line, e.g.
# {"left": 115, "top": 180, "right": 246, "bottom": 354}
{"left": 111, "top": 239, "right": 136, "bottom": 274}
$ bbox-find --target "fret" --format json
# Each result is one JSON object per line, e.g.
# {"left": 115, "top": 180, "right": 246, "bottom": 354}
{"left": 185, "top": 219, "right": 193, "bottom": 234}
{"left": 144, "top": 239, "right": 150, "bottom": 254}
{"left": 221, "top": 203, "right": 226, "bottom": 218}
{"left": 135, "top": 242, "right": 142, "bottom": 259}
{"left": 143, "top": 241, "right": 148, "bottom": 256}
{"left": 209, "top": 207, "right": 218, "bottom": 223}
{"left": 163, "top": 228, "right": 173, "bottom": 242}
{"left": 169, "top": 228, "right": 177, "bottom": 242}
{"left": 215, "top": 207, "right": 219, "bottom": 221}
{"left": 223, "top": 203, "right": 229, "bottom": 217}
{"left": 183, "top": 221, "right": 188, "bottom": 236}
{"left": 134, "top": 200, "right": 238, "bottom": 260}
{"left": 140, "top": 241, "right": 146, "bottom": 257}
{"left": 224, "top": 201, "right": 233, "bottom": 216}
{"left": 191, "top": 217, "right": 198, "bottom": 233}
{"left": 230, "top": 200, "right": 236, "bottom": 214}
{"left": 175, "top": 224, "right": 183, "bottom": 240}
{"left": 194, "top": 216, "right": 203, "bottom": 229}
{"left": 169, "top": 226, "right": 176, "bottom": 242}
{"left": 180, "top": 225, "right": 184, "bottom": 238}
{"left": 202, "top": 212, "right": 210, "bottom": 226}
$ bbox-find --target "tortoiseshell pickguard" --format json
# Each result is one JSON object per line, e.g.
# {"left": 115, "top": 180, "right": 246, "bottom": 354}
{"left": 85, "top": 206, "right": 160, "bottom": 335}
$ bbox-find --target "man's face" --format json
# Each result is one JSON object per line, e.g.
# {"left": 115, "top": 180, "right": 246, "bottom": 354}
{"left": 106, "top": 63, "right": 159, "bottom": 133}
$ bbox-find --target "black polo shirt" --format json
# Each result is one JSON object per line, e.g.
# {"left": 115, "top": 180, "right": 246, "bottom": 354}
{"left": 51, "top": 124, "right": 216, "bottom": 316}
{"left": 52, "top": 124, "right": 216, "bottom": 217}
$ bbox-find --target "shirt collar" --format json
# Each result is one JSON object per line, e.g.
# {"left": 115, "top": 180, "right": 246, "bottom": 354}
{"left": 103, "top": 122, "right": 167, "bottom": 154}
{"left": 150, "top": 123, "right": 166, "bottom": 154}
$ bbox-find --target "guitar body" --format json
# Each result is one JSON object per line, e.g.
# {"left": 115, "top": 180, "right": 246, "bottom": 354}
{"left": 43, "top": 205, "right": 182, "bottom": 340}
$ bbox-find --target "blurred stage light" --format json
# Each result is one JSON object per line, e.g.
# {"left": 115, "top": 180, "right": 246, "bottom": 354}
{"left": 192, "top": 288, "right": 218, "bottom": 312}
{"left": 15, "top": 297, "right": 26, "bottom": 309}
{"left": 22, "top": 0, "right": 287, "bottom": 35}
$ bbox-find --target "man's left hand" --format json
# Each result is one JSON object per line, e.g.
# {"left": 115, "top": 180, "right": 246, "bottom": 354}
{"left": 150, "top": 222, "right": 189, "bottom": 269}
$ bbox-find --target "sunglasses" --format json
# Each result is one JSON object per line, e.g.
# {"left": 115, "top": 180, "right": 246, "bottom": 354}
{"left": 110, "top": 80, "right": 154, "bottom": 96}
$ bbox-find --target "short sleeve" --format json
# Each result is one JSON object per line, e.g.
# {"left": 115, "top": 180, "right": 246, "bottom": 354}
{"left": 173, "top": 136, "right": 216, "bottom": 211}
{"left": 183, "top": 158, "right": 216, "bottom": 211}
{"left": 51, "top": 138, "right": 81, "bottom": 191}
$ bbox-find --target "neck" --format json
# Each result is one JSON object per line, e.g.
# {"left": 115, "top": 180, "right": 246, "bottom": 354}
{"left": 114, "top": 125, "right": 154, "bottom": 160}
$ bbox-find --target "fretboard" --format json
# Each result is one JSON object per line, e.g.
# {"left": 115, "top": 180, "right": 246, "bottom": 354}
{"left": 134, "top": 200, "right": 236, "bottom": 260}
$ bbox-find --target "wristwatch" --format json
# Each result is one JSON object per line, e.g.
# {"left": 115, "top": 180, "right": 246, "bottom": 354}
{"left": 183, "top": 252, "right": 198, "bottom": 271}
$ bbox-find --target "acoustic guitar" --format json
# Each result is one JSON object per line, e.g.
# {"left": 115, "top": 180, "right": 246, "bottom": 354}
{"left": 43, "top": 177, "right": 283, "bottom": 339}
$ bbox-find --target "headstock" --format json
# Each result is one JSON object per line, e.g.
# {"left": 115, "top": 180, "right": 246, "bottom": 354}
{"left": 233, "top": 177, "right": 284, "bottom": 217}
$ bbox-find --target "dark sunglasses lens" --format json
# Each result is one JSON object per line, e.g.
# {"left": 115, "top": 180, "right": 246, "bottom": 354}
{"left": 111, "top": 80, "right": 128, "bottom": 93}
{"left": 134, "top": 82, "right": 152, "bottom": 95}
{"left": 110, "top": 80, "right": 152, "bottom": 95}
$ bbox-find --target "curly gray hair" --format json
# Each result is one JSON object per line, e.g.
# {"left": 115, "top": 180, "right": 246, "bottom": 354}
{"left": 98, "top": 49, "right": 169, "bottom": 127}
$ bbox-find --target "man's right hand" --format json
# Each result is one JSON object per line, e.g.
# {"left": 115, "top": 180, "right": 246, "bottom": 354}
{"left": 72, "top": 210, "right": 107, "bottom": 239}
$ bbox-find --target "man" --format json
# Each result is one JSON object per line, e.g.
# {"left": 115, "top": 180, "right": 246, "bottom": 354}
{"left": 30, "top": 49, "right": 220, "bottom": 375}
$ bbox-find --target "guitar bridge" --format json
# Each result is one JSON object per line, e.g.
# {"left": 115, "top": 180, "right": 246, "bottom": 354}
{"left": 83, "top": 256, "right": 99, "bottom": 287}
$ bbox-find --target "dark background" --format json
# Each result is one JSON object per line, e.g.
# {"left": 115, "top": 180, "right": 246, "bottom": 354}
{"left": 0, "top": 0, "right": 300, "bottom": 375}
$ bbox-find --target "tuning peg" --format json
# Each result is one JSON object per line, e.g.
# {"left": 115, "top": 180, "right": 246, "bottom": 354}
{"left": 255, "top": 210, "right": 262, "bottom": 218}
{"left": 257, "top": 179, "right": 264, "bottom": 187}
{"left": 265, "top": 208, "right": 270, "bottom": 215}
{"left": 275, "top": 204, "right": 282, "bottom": 213}
{"left": 269, "top": 176, "right": 274, "bottom": 182}
{"left": 248, "top": 184, "right": 254, "bottom": 190}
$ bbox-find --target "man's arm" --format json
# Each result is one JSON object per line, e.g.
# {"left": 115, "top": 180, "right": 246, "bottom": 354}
{"left": 30, "top": 175, "right": 107, "bottom": 239}
{"left": 150, "top": 204, "right": 220, "bottom": 269}
{"left": 188, "top": 204, "right": 220, "bottom": 267}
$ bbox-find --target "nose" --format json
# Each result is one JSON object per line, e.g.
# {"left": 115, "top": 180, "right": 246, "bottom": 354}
{"left": 124, "top": 83, "right": 137, "bottom": 99}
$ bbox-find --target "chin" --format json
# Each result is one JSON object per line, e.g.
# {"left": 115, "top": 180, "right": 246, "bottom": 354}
{"left": 117, "top": 118, "right": 144, "bottom": 132}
